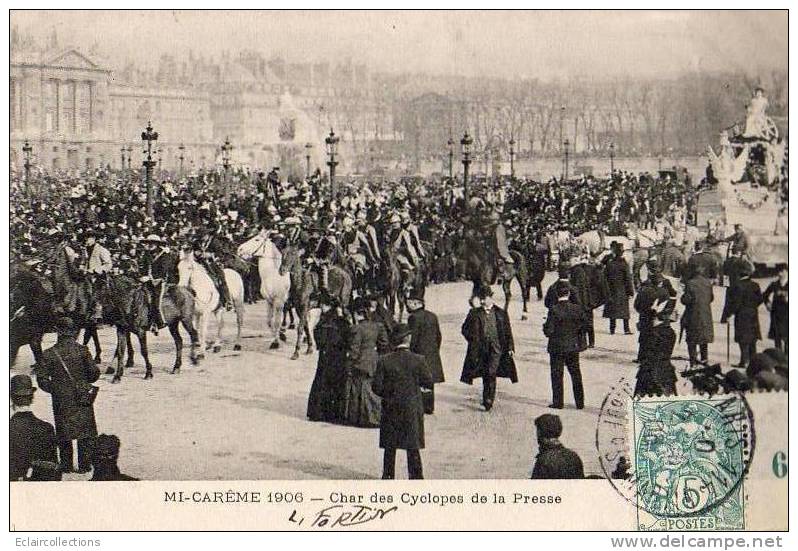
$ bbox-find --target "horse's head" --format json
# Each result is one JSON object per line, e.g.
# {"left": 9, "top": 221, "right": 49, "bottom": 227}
{"left": 279, "top": 247, "right": 300, "bottom": 276}
{"left": 176, "top": 251, "right": 195, "bottom": 288}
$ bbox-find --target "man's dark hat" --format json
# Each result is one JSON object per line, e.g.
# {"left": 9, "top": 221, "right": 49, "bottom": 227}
{"left": 476, "top": 285, "right": 493, "bottom": 299}
{"left": 352, "top": 296, "right": 368, "bottom": 315}
{"left": 406, "top": 287, "right": 425, "bottom": 303}
{"left": 391, "top": 323, "right": 413, "bottom": 344}
{"left": 55, "top": 317, "right": 79, "bottom": 336}
{"left": 534, "top": 413, "right": 563, "bottom": 439}
{"left": 739, "top": 262, "right": 754, "bottom": 277}
{"left": 10, "top": 374, "right": 36, "bottom": 397}
{"left": 93, "top": 434, "right": 121, "bottom": 461}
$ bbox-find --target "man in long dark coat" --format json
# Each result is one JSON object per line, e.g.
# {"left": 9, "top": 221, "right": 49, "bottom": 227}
{"left": 569, "top": 255, "right": 594, "bottom": 347}
{"left": 681, "top": 265, "right": 715, "bottom": 366}
{"left": 528, "top": 234, "right": 548, "bottom": 300}
{"left": 721, "top": 263, "right": 763, "bottom": 368}
{"left": 460, "top": 286, "right": 518, "bottom": 411}
{"left": 372, "top": 325, "right": 433, "bottom": 479}
{"left": 406, "top": 289, "right": 444, "bottom": 414}
{"left": 603, "top": 242, "right": 634, "bottom": 334}
{"left": 35, "top": 317, "right": 100, "bottom": 474}
{"left": 683, "top": 240, "right": 719, "bottom": 282}
{"left": 543, "top": 284, "right": 588, "bottom": 409}
{"left": 763, "top": 266, "right": 788, "bottom": 354}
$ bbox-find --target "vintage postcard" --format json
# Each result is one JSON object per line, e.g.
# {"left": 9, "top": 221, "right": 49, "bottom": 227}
{"left": 7, "top": 9, "right": 789, "bottom": 533}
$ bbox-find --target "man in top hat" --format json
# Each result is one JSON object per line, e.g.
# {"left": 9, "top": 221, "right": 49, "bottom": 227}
{"left": 721, "top": 262, "right": 763, "bottom": 369}
{"left": 530, "top": 413, "right": 584, "bottom": 479}
{"left": 460, "top": 285, "right": 518, "bottom": 411}
{"left": 406, "top": 288, "right": 444, "bottom": 413}
{"left": 603, "top": 241, "right": 635, "bottom": 335}
{"left": 543, "top": 284, "right": 588, "bottom": 409}
{"left": 10, "top": 374, "right": 61, "bottom": 481}
{"left": 90, "top": 434, "right": 139, "bottom": 481}
{"left": 35, "top": 317, "right": 101, "bottom": 474}
{"left": 372, "top": 324, "right": 433, "bottom": 479}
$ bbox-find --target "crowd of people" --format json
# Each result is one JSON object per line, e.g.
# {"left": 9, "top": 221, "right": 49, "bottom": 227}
{"left": 9, "top": 161, "right": 788, "bottom": 481}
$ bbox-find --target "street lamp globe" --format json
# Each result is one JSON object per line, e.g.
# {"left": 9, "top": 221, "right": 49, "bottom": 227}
{"left": 460, "top": 132, "right": 473, "bottom": 157}
{"left": 325, "top": 129, "right": 339, "bottom": 157}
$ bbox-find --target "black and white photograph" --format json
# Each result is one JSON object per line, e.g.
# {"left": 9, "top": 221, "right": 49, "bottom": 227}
{"left": 7, "top": 8, "right": 790, "bottom": 533}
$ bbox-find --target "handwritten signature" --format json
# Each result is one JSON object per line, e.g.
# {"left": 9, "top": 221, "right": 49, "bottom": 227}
{"left": 289, "top": 505, "right": 399, "bottom": 528}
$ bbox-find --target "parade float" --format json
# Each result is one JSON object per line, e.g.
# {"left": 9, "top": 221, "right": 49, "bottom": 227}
{"left": 698, "top": 88, "right": 788, "bottom": 268}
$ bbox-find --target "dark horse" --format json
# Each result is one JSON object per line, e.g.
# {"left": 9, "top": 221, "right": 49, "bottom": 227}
{"left": 460, "top": 231, "right": 532, "bottom": 320}
{"left": 94, "top": 251, "right": 199, "bottom": 382}
{"left": 383, "top": 246, "right": 427, "bottom": 322}
{"left": 280, "top": 245, "right": 353, "bottom": 359}
{"left": 10, "top": 262, "right": 102, "bottom": 367}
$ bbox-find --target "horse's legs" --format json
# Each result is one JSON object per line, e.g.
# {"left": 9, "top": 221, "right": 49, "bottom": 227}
{"left": 233, "top": 299, "right": 244, "bottom": 352}
{"left": 182, "top": 317, "right": 200, "bottom": 365}
{"left": 213, "top": 309, "right": 225, "bottom": 353}
{"left": 195, "top": 312, "right": 207, "bottom": 361}
{"left": 269, "top": 301, "right": 281, "bottom": 350}
{"left": 125, "top": 331, "right": 135, "bottom": 368}
{"left": 291, "top": 304, "right": 305, "bottom": 360}
{"left": 112, "top": 327, "right": 126, "bottom": 383}
{"left": 90, "top": 326, "right": 102, "bottom": 363}
{"left": 137, "top": 331, "right": 154, "bottom": 380}
{"left": 303, "top": 309, "right": 314, "bottom": 355}
{"left": 29, "top": 333, "right": 44, "bottom": 367}
{"left": 169, "top": 322, "right": 183, "bottom": 374}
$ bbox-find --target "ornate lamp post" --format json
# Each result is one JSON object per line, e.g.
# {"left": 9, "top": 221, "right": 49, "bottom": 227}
{"left": 221, "top": 137, "right": 233, "bottom": 205}
{"left": 509, "top": 136, "right": 516, "bottom": 178}
{"left": 22, "top": 140, "right": 33, "bottom": 195}
{"left": 563, "top": 139, "right": 570, "bottom": 181}
{"left": 141, "top": 122, "right": 159, "bottom": 218}
{"left": 304, "top": 142, "right": 313, "bottom": 180}
{"left": 325, "top": 129, "right": 339, "bottom": 200}
{"left": 447, "top": 137, "right": 454, "bottom": 182}
{"left": 178, "top": 143, "right": 185, "bottom": 176}
{"left": 609, "top": 141, "right": 615, "bottom": 174}
{"left": 460, "top": 131, "right": 473, "bottom": 208}
{"left": 126, "top": 145, "right": 133, "bottom": 171}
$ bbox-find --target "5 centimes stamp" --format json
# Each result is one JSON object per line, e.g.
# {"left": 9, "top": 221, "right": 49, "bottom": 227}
{"left": 631, "top": 394, "right": 754, "bottom": 531}
{"left": 596, "top": 381, "right": 757, "bottom": 531}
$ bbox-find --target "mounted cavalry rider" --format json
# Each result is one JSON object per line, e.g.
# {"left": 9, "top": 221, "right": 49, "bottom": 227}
{"left": 341, "top": 213, "right": 381, "bottom": 279}
{"left": 51, "top": 228, "right": 87, "bottom": 316}
{"left": 388, "top": 213, "right": 422, "bottom": 275}
{"left": 83, "top": 230, "right": 112, "bottom": 321}
{"left": 723, "top": 223, "right": 752, "bottom": 262}
{"left": 193, "top": 237, "right": 233, "bottom": 311}
{"left": 400, "top": 211, "right": 426, "bottom": 265}
{"left": 484, "top": 209, "right": 514, "bottom": 273}
{"left": 137, "top": 234, "right": 169, "bottom": 330}
{"left": 356, "top": 210, "right": 382, "bottom": 266}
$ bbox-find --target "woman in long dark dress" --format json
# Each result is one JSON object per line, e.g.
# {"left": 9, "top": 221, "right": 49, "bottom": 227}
{"left": 344, "top": 298, "right": 388, "bottom": 427}
{"left": 634, "top": 298, "right": 677, "bottom": 397}
{"left": 307, "top": 297, "right": 350, "bottom": 422}
{"left": 763, "top": 266, "right": 788, "bottom": 354}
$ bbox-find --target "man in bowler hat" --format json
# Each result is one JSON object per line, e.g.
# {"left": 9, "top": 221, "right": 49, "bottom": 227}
{"left": 372, "top": 324, "right": 433, "bottom": 479}
{"left": 9, "top": 374, "right": 61, "bottom": 481}
{"left": 530, "top": 414, "right": 584, "bottom": 479}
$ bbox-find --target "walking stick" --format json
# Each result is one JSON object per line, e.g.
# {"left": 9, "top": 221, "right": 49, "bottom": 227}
{"left": 726, "top": 322, "right": 731, "bottom": 365}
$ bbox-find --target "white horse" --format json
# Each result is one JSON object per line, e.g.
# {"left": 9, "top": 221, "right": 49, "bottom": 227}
{"left": 176, "top": 251, "right": 245, "bottom": 360}
{"left": 237, "top": 232, "right": 291, "bottom": 350}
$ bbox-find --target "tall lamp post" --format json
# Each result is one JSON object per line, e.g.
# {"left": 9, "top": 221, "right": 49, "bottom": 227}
{"left": 325, "top": 129, "right": 339, "bottom": 200}
{"left": 120, "top": 145, "right": 127, "bottom": 172}
{"left": 609, "top": 141, "right": 615, "bottom": 174}
{"left": 22, "top": 140, "right": 32, "bottom": 192}
{"left": 461, "top": 132, "right": 473, "bottom": 209}
{"left": 304, "top": 142, "right": 312, "bottom": 180}
{"left": 221, "top": 137, "right": 232, "bottom": 205}
{"left": 509, "top": 136, "right": 516, "bottom": 179}
{"left": 447, "top": 137, "right": 454, "bottom": 182}
{"left": 178, "top": 143, "right": 185, "bottom": 177}
{"left": 126, "top": 145, "right": 133, "bottom": 171}
{"left": 563, "top": 139, "right": 570, "bottom": 181}
{"left": 141, "top": 121, "right": 159, "bottom": 218}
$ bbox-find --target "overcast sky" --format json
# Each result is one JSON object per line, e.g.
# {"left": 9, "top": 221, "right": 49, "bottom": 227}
{"left": 11, "top": 10, "right": 787, "bottom": 80}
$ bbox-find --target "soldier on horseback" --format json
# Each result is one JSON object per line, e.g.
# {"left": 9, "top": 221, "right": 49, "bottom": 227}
{"left": 193, "top": 238, "right": 233, "bottom": 311}
{"left": 52, "top": 228, "right": 90, "bottom": 318}
{"left": 387, "top": 213, "right": 422, "bottom": 277}
{"left": 137, "top": 234, "right": 169, "bottom": 330}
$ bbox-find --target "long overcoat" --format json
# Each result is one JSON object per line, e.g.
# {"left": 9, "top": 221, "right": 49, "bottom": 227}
{"left": 459, "top": 305, "right": 518, "bottom": 384}
{"left": 763, "top": 280, "right": 788, "bottom": 341}
{"left": 680, "top": 275, "right": 715, "bottom": 345}
{"left": 35, "top": 337, "right": 100, "bottom": 441}
{"left": 407, "top": 308, "right": 445, "bottom": 383}
{"left": 603, "top": 256, "right": 634, "bottom": 319}
{"left": 372, "top": 349, "right": 432, "bottom": 450}
{"left": 634, "top": 322, "right": 677, "bottom": 397}
{"left": 721, "top": 278, "right": 763, "bottom": 344}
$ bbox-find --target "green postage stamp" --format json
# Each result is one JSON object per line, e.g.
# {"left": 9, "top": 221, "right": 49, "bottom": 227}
{"left": 631, "top": 395, "right": 753, "bottom": 530}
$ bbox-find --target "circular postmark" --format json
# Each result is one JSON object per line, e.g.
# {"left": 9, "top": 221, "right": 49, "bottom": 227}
{"left": 596, "top": 377, "right": 755, "bottom": 521}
